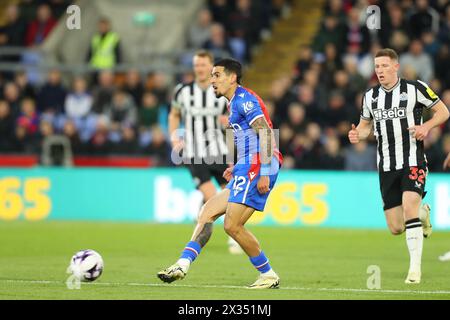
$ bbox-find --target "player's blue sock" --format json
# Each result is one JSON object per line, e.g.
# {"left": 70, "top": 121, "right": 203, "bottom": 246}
{"left": 249, "top": 251, "right": 271, "bottom": 273}
{"left": 180, "top": 241, "right": 202, "bottom": 263}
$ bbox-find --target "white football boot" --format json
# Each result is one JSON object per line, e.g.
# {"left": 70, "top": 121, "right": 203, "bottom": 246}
{"left": 248, "top": 272, "right": 280, "bottom": 289}
{"left": 157, "top": 263, "right": 187, "bottom": 283}
{"left": 419, "top": 203, "right": 432, "bottom": 238}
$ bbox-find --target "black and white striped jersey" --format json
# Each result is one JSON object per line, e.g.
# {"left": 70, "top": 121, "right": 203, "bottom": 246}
{"left": 360, "top": 78, "right": 440, "bottom": 172}
{"left": 172, "top": 81, "right": 229, "bottom": 160}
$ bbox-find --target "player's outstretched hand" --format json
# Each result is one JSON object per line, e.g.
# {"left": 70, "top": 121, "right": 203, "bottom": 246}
{"left": 408, "top": 125, "right": 429, "bottom": 141}
{"left": 348, "top": 124, "right": 359, "bottom": 144}
{"left": 257, "top": 176, "right": 270, "bottom": 194}
{"left": 444, "top": 152, "right": 450, "bottom": 170}
{"left": 223, "top": 166, "right": 233, "bottom": 182}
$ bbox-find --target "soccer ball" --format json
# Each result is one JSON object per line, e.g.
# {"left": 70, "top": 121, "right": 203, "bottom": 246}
{"left": 67, "top": 249, "right": 104, "bottom": 282}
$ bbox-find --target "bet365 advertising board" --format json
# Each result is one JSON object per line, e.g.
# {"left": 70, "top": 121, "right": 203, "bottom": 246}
{"left": 0, "top": 168, "right": 449, "bottom": 229}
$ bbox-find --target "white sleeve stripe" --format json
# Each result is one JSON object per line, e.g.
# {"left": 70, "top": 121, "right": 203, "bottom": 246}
{"left": 360, "top": 115, "right": 372, "bottom": 120}
{"left": 425, "top": 98, "right": 440, "bottom": 109}
{"left": 417, "top": 90, "right": 434, "bottom": 108}
{"left": 248, "top": 114, "right": 264, "bottom": 126}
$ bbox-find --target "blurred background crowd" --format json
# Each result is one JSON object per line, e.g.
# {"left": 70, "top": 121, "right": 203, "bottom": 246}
{"left": 0, "top": 0, "right": 449, "bottom": 171}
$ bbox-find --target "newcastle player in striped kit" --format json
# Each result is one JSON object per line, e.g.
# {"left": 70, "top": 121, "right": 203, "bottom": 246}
{"left": 168, "top": 50, "right": 243, "bottom": 254}
{"left": 348, "top": 48, "right": 449, "bottom": 284}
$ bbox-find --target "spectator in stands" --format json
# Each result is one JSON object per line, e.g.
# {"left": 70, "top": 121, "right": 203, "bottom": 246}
{"left": 14, "top": 71, "right": 36, "bottom": 99}
{"left": 37, "top": 69, "right": 67, "bottom": 114}
{"left": 202, "top": 23, "right": 233, "bottom": 61}
{"left": 145, "top": 72, "right": 170, "bottom": 107}
{"left": 13, "top": 122, "right": 37, "bottom": 153}
{"left": 46, "top": 0, "right": 72, "bottom": 19}
{"left": 296, "top": 122, "right": 323, "bottom": 169}
{"left": 435, "top": 44, "right": 450, "bottom": 89}
{"left": 37, "top": 119, "right": 55, "bottom": 150}
{"left": 421, "top": 31, "right": 440, "bottom": 58}
{"left": 286, "top": 102, "right": 307, "bottom": 134}
{"left": 88, "top": 115, "right": 111, "bottom": 155}
{"left": 409, "top": 0, "right": 440, "bottom": 36}
{"left": 123, "top": 69, "right": 144, "bottom": 107}
{"left": 437, "top": 5, "right": 450, "bottom": 45}
{"left": 0, "top": 4, "right": 27, "bottom": 64}
{"left": 16, "top": 98, "right": 39, "bottom": 136}
{"left": 25, "top": 3, "right": 57, "bottom": 47}
{"left": 138, "top": 91, "right": 160, "bottom": 130}
{"left": 312, "top": 15, "right": 346, "bottom": 55}
{"left": 331, "top": 69, "right": 353, "bottom": 105}
{"left": 62, "top": 119, "right": 84, "bottom": 154}
{"left": 112, "top": 126, "right": 138, "bottom": 155}
{"left": 294, "top": 45, "right": 313, "bottom": 83}
{"left": 188, "top": 8, "right": 213, "bottom": 49}
{"left": 107, "top": 90, "right": 137, "bottom": 130}
{"left": 324, "top": 90, "right": 349, "bottom": 129}
{"left": 3, "top": 82, "right": 21, "bottom": 118}
{"left": 297, "top": 84, "right": 322, "bottom": 125}
{"left": 0, "top": 100, "right": 15, "bottom": 151}
{"left": 379, "top": 3, "right": 410, "bottom": 49}
{"left": 142, "top": 126, "right": 170, "bottom": 166}
{"left": 344, "top": 140, "right": 377, "bottom": 171}
{"left": 92, "top": 70, "right": 116, "bottom": 114}
{"left": 344, "top": 7, "right": 370, "bottom": 56}
{"left": 208, "top": 0, "right": 232, "bottom": 29}
{"left": 424, "top": 126, "right": 445, "bottom": 172}
{"left": 324, "top": 0, "right": 347, "bottom": 26}
{"left": 65, "top": 77, "right": 92, "bottom": 120}
{"left": 87, "top": 17, "right": 122, "bottom": 70}
{"left": 228, "top": 0, "right": 260, "bottom": 62}
{"left": 358, "top": 42, "right": 381, "bottom": 80}
{"left": 269, "top": 77, "right": 296, "bottom": 121}
{"left": 320, "top": 135, "right": 345, "bottom": 170}
{"left": 400, "top": 39, "right": 434, "bottom": 82}
{"left": 322, "top": 43, "right": 343, "bottom": 85}
{"left": 343, "top": 55, "right": 367, "bottom": 95}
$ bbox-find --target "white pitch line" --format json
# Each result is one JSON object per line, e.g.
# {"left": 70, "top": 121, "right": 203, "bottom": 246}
{"left": 2, "top": 279, "right": 450, "bottom": 296}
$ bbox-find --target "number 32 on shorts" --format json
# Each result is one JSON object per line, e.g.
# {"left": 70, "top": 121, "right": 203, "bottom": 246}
{"left": 408, "top": 167, "right": 426, "bottom": 184}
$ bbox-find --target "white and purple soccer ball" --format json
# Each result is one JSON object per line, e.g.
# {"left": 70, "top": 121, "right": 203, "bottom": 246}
{"left": 67, "top": 249, "right": 104, "bottom": 282}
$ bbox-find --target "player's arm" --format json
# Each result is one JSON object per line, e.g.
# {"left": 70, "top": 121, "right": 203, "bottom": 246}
{"left": 168, "top": 85, "right": 184, "bottom": 150}
{"left": 408, "top": 101, "right": 449, "bottom": 141}
{"left": 223, "top": 124, "right": 235, "bottom": 182}
{"left": 348, "top": 119, "right": 373, "bottom": 144}
{"left": 251, "top": 116, "right": 273, "bottom": 166}
{"left": 408, "top": 81, "right": 450, "bottom": 141}
{"left": 251, "top": 116, "right": 273, "bottom": 194}
{"left": 168, "top": 106, "right": 185, "bottom": 152}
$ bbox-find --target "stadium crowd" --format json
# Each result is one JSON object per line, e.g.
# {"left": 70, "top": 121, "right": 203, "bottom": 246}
{"left": 0, "top": 0, "right": 449, "bottom": 171}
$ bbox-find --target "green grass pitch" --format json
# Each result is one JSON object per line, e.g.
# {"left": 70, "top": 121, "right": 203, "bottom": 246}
{"left": 1, "top": 221, "right": 450, "bottom": 300}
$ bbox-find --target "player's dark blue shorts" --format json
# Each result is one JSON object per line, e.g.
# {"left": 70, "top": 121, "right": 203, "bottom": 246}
{"left": 226, "top": 156, "right": 280, "bottom": 211}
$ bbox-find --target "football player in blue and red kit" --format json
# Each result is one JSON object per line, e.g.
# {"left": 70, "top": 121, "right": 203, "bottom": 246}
{"left": 157, "top": 59, "right": 282, "bottom": 289}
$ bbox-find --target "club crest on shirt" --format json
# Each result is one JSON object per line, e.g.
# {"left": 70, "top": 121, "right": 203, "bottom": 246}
{"left": 242, "top": 101, "right": 254, "bottom": 113}
{"left": 399, "top": 92, "right": 408, "bottom": 101}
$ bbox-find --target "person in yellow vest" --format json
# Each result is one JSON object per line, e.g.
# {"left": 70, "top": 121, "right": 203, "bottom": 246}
{"left": 87, "top": 17, "right": 122, "bottom": 70}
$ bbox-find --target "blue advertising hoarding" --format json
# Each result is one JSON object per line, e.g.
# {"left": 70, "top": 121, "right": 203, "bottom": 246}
{"left": 0, "top": 168, "right": 449, "bottom": 229}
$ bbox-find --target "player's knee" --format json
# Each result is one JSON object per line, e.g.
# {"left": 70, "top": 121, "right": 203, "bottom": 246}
{"left": 389, "top": 225, "right": 404, "bottom": 235}
{"left": 223, "top": 221, "right": 240, "bottom": 237}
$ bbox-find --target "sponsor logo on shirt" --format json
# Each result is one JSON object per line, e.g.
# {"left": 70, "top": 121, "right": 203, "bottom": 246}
{"left": 373, "top": 107, "right": 407, "bottom": 121}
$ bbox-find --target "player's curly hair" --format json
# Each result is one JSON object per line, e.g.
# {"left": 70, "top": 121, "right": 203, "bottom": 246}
{"left": 214, "top": 58, "right": 242, "bottom": 84}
